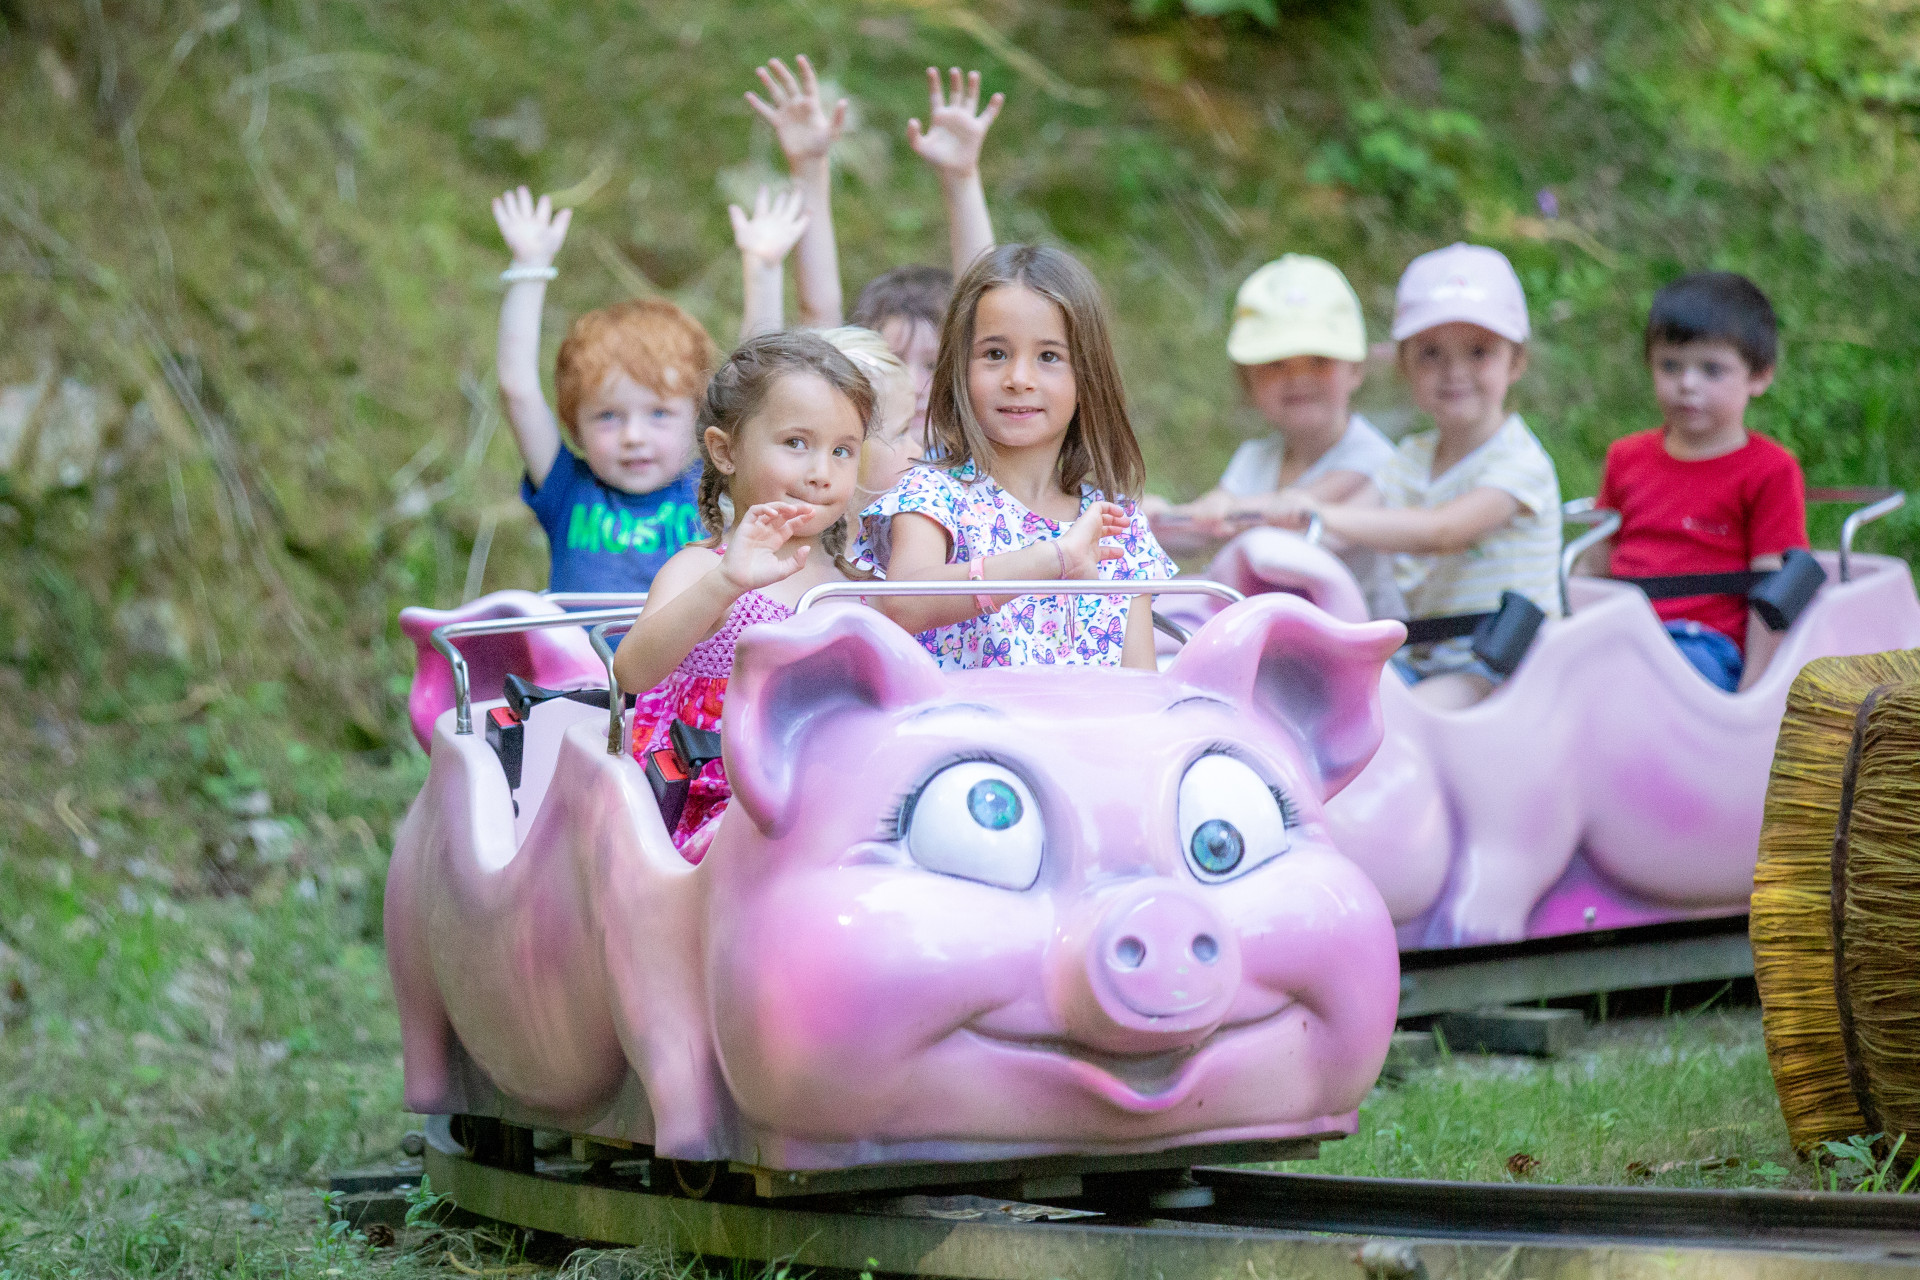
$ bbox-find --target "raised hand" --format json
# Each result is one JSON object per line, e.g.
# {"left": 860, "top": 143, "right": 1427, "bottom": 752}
{"left": 729, "top": 185, "right": 809, "bottom": 268}
{"left": 719, "top": 501, "right": 814, "bottom": 591}
{"left": 907, "top": 67, "right": 1005, "bottom": 180}
{"left": 491, "top": 186, "right": 572, "bottom": 268}
{"left": 1055, "top": 501, "right": 1130, "bottom": 579}
{"left": 745, "top": 55, "right": 848, "bottom": 167}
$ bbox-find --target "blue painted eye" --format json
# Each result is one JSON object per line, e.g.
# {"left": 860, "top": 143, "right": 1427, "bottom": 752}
{"left": 906, "top": 762, "right": 1043, "bottom": 890}
{"left": 1189, "top": 818, "right": 1244, "bottom": 875}
{"left": 967, "top": 778, "right": 1021, "bottom": 831}
{"left": 1178, "top": 753, "right": 1293, "bottom": 882}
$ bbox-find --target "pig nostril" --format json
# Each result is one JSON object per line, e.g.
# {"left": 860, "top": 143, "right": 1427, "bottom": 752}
{"left": 1192, "top": 934, "right": 1219, "bottom": 964}
{"left": 1113, "top": 936, "right": 1147, "bottom": 970}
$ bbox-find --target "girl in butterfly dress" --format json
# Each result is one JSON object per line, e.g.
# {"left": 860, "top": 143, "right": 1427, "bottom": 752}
{"left": 611, "top": 331, "right": 872, "bottom": 862}
{"left": 854, "top": 244, "right": 1174, "bottom": 669}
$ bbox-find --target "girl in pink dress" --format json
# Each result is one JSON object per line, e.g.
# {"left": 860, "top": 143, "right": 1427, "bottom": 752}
{"left": 852, "top": 244, "right": 1174, "bottom": 669}
{"left": 611, "top": 331, "right": 873, "bottom": 863}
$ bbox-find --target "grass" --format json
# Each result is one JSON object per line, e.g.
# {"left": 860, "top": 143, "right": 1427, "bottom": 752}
{"left": 1290, "top": 1005, "right": 1806, "bottom": 1189}
{"left": 5, "top": 0, "right": 1920, "bottom": 1272}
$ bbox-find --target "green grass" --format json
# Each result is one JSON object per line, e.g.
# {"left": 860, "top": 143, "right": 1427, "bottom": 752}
{"left": 1291, "top": 1007, "right": 1806, "bottom": 1189}
{"left": 6, "top": 0, "right": 1920, "bottom": 1272}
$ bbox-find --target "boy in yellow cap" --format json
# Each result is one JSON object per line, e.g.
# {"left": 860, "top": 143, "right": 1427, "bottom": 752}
{"left": 1148, "top": 254, "right": 1400, "bottom": 616}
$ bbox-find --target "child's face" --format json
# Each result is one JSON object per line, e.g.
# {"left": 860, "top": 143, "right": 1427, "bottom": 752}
{"left": 1244, "top": 356, "right": 1365, "bottom": 439}
{"left": 967, "top": 284, "right": 1076, "bottom": 455}
{"left": 574, "top": 370, "right": 699, "bottom": 494}
{"left": 707, "top": 372, "right": 865, "bottom": 541}
{"left": 1649, "top": 339, "right": 1773, "bottom": 448}
{"left": 1399, "top": 323, "right": 1526, "bottom": 435}
{"left": 858, "top": 372, "right": 922, "bottom": 498}
{"left": 879, "top": 316, "right": 941, "bottom": 440}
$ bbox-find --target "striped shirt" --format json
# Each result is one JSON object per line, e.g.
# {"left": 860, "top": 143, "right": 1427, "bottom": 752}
{"left": 1378, "top": 414, "right": 1562, "bottom": 672}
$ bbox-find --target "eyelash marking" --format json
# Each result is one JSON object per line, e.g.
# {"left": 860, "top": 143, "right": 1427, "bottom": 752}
{"left": 1198, "top": 741, "right": 1301, "bottom": 830}
{"left": 879, "top": 750, "right": 1003, "bottom": 842}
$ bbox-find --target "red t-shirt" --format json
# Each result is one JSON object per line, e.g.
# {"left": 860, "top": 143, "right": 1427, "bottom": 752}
{"left": 1597, "top": 429, "right": 1807, "bottom": 650}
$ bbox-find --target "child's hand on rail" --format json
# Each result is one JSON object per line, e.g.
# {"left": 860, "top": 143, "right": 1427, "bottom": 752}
{"left": 746, "top": 55, "right": 847, "bottom": 169}
{"left": 720, "top": 502, "right": 814, "bottom": 592}
{"left": 907, "top": 67, "right": 1004, "bottom": 183}
{"left": 491, "top": 186, "right": 572, "bottom": 269}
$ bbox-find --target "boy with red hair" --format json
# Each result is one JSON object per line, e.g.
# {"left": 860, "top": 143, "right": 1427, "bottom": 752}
{"left": 491, "top": 186, "right": 720, "bottom": 594}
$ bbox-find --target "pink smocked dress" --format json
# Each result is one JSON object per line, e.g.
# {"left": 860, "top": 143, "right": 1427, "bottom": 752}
{"left": 629, "top": 588, "right": 793, "bottom": 864}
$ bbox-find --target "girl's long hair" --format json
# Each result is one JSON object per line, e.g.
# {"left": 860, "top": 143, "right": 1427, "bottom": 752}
{"left": 694, "top": 331, "right": 875, "bottom": 579}
{"left": 924, "top": 243, "right": 1145, "bottom": 502}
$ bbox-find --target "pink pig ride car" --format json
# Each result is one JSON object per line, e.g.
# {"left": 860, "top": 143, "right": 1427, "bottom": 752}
{"left": 1174, "top": 491, "right": 1918, "bottom": 950}
{"left": 387, "top": 590, "right": 1406, "bottom": 1174}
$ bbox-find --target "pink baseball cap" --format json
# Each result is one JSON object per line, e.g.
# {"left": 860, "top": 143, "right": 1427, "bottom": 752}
{"left": 1391, "top": 242, "right": 1530, "bottom": 344}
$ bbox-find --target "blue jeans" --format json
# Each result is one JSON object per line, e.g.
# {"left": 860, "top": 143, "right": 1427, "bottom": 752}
{"left": 1667, "top": 620, "right": 1743, "bottom": 692}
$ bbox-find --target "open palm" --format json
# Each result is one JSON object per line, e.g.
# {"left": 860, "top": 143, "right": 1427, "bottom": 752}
{"left": 729, "top": 186, "right": 809, "bottom": 266}
{"left": 745, "top": 55, "right": 847, "bottom": 165}
{"left": 491, "top": 186, "right": 571, "bottom": 267}
{"left": 720, "top": 502, "right": 813, "bottom": 591}
{"left": 907, "top": 67, "right": 1004, "bottom": 178}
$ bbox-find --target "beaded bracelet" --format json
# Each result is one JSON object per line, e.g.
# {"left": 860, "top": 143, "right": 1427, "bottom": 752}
{"left": 500, "top": 264, "right": 559, "bottom": 283}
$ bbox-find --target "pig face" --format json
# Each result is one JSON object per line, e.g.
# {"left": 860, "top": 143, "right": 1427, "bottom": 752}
{"left": 701, "top": 598, "right": 1404, "bottom": 1153}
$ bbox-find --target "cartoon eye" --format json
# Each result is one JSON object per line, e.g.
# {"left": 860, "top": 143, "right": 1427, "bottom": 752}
{"left": 1177, "top": 753, "right": 1293, "bottom": 882}
{"left": 905, "top": 761, "right": 1043, "bottom": 890}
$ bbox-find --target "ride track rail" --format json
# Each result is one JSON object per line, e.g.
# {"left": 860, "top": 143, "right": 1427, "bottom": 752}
{"left": 398, "top": 1120, "right": 1920, "bottom": 1279}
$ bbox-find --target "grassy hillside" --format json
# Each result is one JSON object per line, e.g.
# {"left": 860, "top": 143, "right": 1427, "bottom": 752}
{"left": 2, "top": 0, "right": 1919, "bottom": 1270}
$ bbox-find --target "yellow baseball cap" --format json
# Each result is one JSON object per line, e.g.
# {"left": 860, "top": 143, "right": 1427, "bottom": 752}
{"left": 1226, "top": 255, "right": 1368, "bottom": 365}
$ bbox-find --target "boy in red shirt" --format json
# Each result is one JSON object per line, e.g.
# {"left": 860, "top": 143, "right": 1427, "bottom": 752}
{"left": 1593, "top": 272, "right": 1807, "bottom": 691}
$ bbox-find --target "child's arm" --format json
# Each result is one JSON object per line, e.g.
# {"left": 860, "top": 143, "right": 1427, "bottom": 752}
{"left": 873, "top": 503, "right": 1129, "bottom": 634}
{"left": 612, "top": 503, "right": 814, "bottom": 694}
{"left": 1156, "top": 474, "right": 1377, "bottom": 549}
{"left": 490, "top": 186, "right": 573, "bottom": 487}
{"left": 907, "top": 66, "right": 1004, "bottom": 279}
{"left": 1738, "top": 552, "right": 1786, "bottom": 691}
{"left": 746, "top": 56, "right": 847, "bottom": 329}
{"left": 730, "top": 185, "right": 809, "bottom": 341}
{"left": 1121, "top": 597, "right": 1156, "bottom": 670}
{"left": 1265, "top": 487, "right": 1520, "bottom": 556}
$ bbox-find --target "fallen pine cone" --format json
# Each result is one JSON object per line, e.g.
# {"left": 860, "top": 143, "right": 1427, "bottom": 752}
{"left": 1507, "top": 1152, "right": 1540, "bottom": 1176}
{"left": 363, "top": 1222, "right": 396, "bottom": 1248}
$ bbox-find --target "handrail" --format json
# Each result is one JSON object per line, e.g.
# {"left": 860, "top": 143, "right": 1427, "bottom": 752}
{"left": 588, "top": 621, "right": 633, "bottom": 756}
{"left": 430, "top": 606, "right": 645, "bottom": 736}
{"left": 795, "top": 579, "right": 1247, "bottom": 613}
{"left": 541, "top": 591, "right": 651, "bottom": 610}
{"left": 1558, "top": 500, "right": 1622, "bottom": 617}
{"left": 1809, "top": 487, "right": 1905, "bottom": 583}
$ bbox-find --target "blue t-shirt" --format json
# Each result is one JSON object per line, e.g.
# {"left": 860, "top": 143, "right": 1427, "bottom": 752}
{"left": 521, "top": 448, "right": 706, "bottom": 594}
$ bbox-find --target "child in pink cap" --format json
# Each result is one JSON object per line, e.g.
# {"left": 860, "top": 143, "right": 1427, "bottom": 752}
{"left": 1266, "top": 243, "right": 1562, "bottom": 707}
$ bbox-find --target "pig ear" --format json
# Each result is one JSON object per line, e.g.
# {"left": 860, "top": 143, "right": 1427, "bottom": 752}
{"left": 1166, "top": 594, "right": 1406, "bottom": 798}
{"left": 723, "top": 605, "right": 946, "bottom": 835}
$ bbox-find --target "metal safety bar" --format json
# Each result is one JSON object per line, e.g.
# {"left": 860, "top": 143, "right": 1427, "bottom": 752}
{"left": 541, "top": 591, "right": 652, "bottom": 610}
{"left": 1558, "top": 498, "right": 1622, "bottom": 617}
{"left": 794, "top": 578, "right": 1247, "bottom": 613}
{"left": 1808, "top": 487, "right": 1905, "bottom": 583}
{"left": 588, "top": 619, "right": 635, "bottom": 756}
{"left": 431, "top": 606, "right": 645, "bottom": 736}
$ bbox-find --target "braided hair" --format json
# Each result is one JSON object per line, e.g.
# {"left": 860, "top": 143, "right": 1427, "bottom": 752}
{"left": 694, "top": 331, "right": 876, "bottom": 580}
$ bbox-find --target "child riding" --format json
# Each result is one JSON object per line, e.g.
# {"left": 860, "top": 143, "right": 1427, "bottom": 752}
{"left": 855, "top": 243, "right": 1175, "bottom": 670}
{"left": 1587, "top": 271, "right": 1806, "bottom": 691}
{"left": 491, "top": 188, "right": 719, "bottom": 594}
{"left": 1266, "top": 243, "right": 1562, "bottom": 707}
{"left": 610, "top": 332, "right": 873, "bottom": 862}
{"left": 1147, "top": 254, "right": 1401, "bottom": 618}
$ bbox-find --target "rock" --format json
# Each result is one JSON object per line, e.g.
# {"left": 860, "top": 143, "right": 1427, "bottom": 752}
{"left": 29, "top": 378, "right": 117, "bottom": 493}
{"left": 0, "top": 372, "right": 51, "bottom": 476}
{"left": 114, "top": 597, "right": 192, "bottom": 664}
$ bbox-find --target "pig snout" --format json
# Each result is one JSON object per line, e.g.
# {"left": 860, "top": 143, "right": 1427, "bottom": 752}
{"left": 1053, "top": 881, "right": 1242, "bottom": 1054}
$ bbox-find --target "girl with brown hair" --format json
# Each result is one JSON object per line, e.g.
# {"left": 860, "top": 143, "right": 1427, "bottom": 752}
{"left": 854, "top": 243, "right": 1174, "bottom": 670}
{"left": 610, "top": 331, "right": 872, "bottom": 862}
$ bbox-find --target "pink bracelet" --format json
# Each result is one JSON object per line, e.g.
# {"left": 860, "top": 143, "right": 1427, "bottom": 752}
{"left": 969, "top": 556, "right": 996, "bottom": 616}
